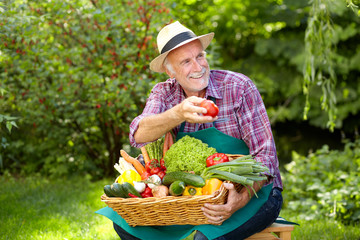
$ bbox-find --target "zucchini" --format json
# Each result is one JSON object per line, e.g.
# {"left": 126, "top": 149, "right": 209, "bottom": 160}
{"left": 122, "top": 182, "right": 142, "bottom": 198}
{"left": 104, "top": 184, "right": 115, "bottom": 197}
{"left": 111, "top": 183, "right": 128, "bottom": 198}
{"left": 169, "top": 181, "right": 186, "bottom": 196}
{"left": 163, "top": 171, "right": 206, "bottom": 188}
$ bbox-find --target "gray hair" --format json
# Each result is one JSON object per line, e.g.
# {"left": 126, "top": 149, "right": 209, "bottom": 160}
{"left": 163, "top": 57, "right": 175, "bottom": 76}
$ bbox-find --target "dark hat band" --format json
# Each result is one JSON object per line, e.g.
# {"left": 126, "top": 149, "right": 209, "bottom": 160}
{"left": 160, "top": 31, "right": 197, "bottom": 54}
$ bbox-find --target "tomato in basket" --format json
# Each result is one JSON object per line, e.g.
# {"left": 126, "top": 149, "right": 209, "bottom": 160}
{"left": 157, "top": 170, "right": 166, "bottom": 180}
{"left": 141, "top": 186, "right": 153, "bottom": 198}
{"left": 141, "top": 171, "right": 151, "bottom": 180}
{"left": 150, "top": 166, "right": 161, "bottom": 175}
{"left": 146, "top": 159, "right": 160, "bottom": 171}
{"left": 160, "top": 158, "right": 166, "bottom": 170}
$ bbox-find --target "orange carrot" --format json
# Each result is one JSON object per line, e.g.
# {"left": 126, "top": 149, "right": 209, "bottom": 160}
{"left": 167, "top": 131, "right": 174, "bottom": 148}
{"left": 120, "top": 149, "right": 146, "bottom": 175}
{"left": 163, "top": 133, "right": 169, "bottom": 157}
{"left": 141, "top": 146, "right": 151, "bottom": 164}
{"left": 163, "top": 132, "right": 174, "bottom": 157}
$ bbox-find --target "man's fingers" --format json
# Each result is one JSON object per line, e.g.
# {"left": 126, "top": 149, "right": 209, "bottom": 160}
{"left": 223, "top": 182, "right": 236, "bottom": 190}
{"left": 203, "top": 212, "right": 224, "bottom": 225}
{"left": 201, "top": 205, "right": 223, "bottom": 216}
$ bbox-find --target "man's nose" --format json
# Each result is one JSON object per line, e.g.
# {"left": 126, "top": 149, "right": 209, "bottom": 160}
{"left": 192, "top": 59, "right": 202, "bottom": 72}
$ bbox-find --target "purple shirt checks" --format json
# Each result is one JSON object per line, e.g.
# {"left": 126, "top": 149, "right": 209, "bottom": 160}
{"left": 129, "top": 70, "right": 282, "bottom": 189}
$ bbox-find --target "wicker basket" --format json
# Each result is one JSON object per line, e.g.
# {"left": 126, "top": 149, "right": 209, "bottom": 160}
{"left": 101, "top": 154, "right": 244, "bottom": 226}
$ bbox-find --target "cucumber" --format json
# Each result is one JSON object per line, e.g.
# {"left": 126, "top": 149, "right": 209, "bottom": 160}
{"left": 169, "top": 181, "right": 186, "bottom": 196}
{"left": 111, "top": 183, "right": 128, "bottom": 198}
{"left": 163, "top": 171, "right": 206, "bottom": 188}
{"left": 122, "top": 182, "right": 142, "bottom": 198}
{"left": 104, "top": 185, "right": 115, "bottom": 197}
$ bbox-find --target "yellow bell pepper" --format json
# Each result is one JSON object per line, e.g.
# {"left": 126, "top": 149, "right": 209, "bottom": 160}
{"left": 183, "top": 185, "right": 203, "bottom": 196}
{"left": 202, "top": 178, "right": 223, "bottom": 195}
{"left": 117, "top": 169, "right": 141, "bottom": 186}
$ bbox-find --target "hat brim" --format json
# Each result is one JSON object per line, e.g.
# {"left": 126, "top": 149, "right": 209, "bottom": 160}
{"left": 149, "top": 32, "right": 214, "bottom": 73}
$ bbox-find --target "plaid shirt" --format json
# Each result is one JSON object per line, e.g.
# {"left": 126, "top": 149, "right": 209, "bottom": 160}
{"left": 129, "top": 70, "right": 282, "bottom": 189}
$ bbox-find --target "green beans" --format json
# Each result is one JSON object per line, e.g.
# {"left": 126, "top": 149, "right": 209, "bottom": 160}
{"left": 200, "top": 154, "right": 271, "bottom": 197}
{"left": 205, "top": 161, "right": 255, "bottom": 171}
{"left": 240, "top": 174, "right": 268, "bottom": 182}
{"left": 207, "top": 166, "right": 254, "bottom": 175}
{"left": 209, "top": 170, "right": 254, "bottom": 185}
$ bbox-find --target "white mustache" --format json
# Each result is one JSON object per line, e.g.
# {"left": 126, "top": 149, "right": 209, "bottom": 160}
{"left": 189, "top": 68, "right": 206, "bottom": 78}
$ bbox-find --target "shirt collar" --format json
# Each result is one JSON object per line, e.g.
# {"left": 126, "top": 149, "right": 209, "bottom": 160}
{"left": 205, "top": 71, "right": 222, "bottom": 100}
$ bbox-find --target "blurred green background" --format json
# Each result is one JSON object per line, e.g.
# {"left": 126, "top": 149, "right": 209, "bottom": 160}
{"left": 1, "top": 0, "right": 359, "bottom": 239}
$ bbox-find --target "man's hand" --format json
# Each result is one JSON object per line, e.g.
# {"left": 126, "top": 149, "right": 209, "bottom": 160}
{"left": 134, "top": 96, "right": 217, "bottom": 143}
{"left": 201, "top": 180, "right": 266, "bottom": 225}
{"left": 174, "top": 96, "right": 218, "bottom": 124}
{"left": 201, "top": 182, "right": 250, "bottom": 225}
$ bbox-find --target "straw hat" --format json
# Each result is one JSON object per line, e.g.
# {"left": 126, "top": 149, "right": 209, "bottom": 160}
{"left": 150, "top": 21, "right": 214, "bottom": 73}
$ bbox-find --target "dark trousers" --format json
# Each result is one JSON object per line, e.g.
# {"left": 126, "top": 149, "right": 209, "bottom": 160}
{"left": 113, "top": 187, "right": 283, "bottom": 240}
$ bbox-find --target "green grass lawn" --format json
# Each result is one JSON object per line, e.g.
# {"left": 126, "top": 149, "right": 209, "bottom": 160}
{"left": 0, "top": 176, "right": 359, "bottom": 240}
{"left": 0, "top": 176, "right": 118, "bottom": 240}
{"left": 279, "top": 209, "right": 360, "bottom": 240}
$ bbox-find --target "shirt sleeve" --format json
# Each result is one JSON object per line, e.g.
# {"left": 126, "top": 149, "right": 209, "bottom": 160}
{"left": 238, "top": 80, "right": 280, "bottom": 184}
{"left": 129, "top": 83, "right": 166, "bottom": 148}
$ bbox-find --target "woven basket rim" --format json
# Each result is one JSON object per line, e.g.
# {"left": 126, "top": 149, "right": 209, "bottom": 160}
{"left": 101, "top": 181, "right": 228, "bottom": 203}
{"left": 101, "top": 181, "right": 244, "bottom": 226}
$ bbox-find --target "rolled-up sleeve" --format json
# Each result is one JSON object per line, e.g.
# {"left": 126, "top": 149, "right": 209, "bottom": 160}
{"left": 129, "top": 83, "right": 167, "bottom": 148}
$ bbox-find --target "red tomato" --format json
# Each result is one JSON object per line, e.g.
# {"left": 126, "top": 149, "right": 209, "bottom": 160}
{"left": 150, "top": 166, "right": 161, "bottom": 175}
{"left": 157, "top": 171, "right": 166, "bottom": 180}
{"left": 160, "top": 158, "right": 166, "bottom": 170}
{"left": 141, "top": 171, "right": 151, "bottom": 180}
{"left": 141, "top": 186, "right": 153, "bottom": 198}
{"left": 145, "top": 159, "right": 160, "bottom": 171}
{"left": 200, "top": 100, "right": 219, "bottom": 117}
{"left": 145, "top": 161, "right": 152, "bottom": 171}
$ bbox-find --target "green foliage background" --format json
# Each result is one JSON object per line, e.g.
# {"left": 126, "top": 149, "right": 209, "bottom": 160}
{"left": 282, "top": 139, "right": 360, "bottom": 224}
{"left": 1, "top": 0, "right": 171, "bottom": 179}
{"left": 0, "top": 0, "right": 359, "bottom": 229}
{"left": 171, "top": 0, "right": 360, "bottom": 130}
{"left": 1, "top": 0, "right": 359, "bottom": 173}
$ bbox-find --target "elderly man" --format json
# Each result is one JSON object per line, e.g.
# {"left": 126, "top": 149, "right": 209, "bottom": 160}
{"left": 116, "top": 21, "right": 283, "bottom": 240}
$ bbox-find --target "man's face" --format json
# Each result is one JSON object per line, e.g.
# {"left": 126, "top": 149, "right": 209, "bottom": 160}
{"left": 165, "top": 40, "right": 210, "bottom": 97}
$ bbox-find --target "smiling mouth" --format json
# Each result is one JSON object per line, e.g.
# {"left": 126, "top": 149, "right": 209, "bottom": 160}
{"left": 190, "top": 73, "right": 204, "bottom": 79}
{"left": 189, "top": 68, "right": 206, "bottom": 79}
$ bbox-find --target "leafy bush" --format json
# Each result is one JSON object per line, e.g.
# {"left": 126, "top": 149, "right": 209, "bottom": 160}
{"left": 0, "top": 0, "right": 171, "bottom": 179}
{"left": 282, "top": 138, "right": 360, "bottom": 224}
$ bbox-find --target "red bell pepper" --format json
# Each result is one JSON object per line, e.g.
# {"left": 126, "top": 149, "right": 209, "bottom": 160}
{"left": 206, "top": 153, "right": 229, "bottom": 167}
